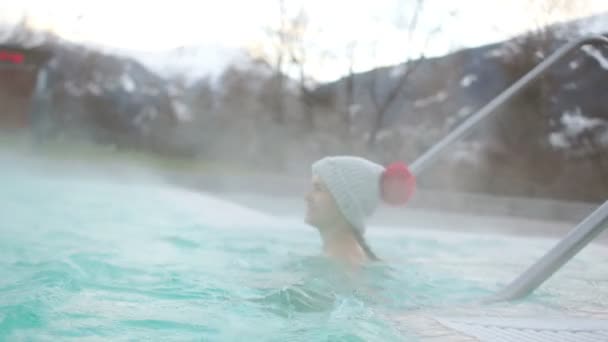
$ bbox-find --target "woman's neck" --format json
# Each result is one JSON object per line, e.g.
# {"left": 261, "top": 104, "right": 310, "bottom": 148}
{"left": 319, "top": 222, "right": 367, "bottom": 265}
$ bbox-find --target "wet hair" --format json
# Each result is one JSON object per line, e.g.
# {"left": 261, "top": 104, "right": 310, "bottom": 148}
{"left": 351, "top": 226, "right": 380, "bottom": 261}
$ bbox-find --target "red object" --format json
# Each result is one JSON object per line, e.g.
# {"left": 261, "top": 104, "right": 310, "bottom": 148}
{"left": 381, "top": 162, "right": 416, "bottom": 205}
{"left": 0, "top": 51, "right": 25, "bottom": 64}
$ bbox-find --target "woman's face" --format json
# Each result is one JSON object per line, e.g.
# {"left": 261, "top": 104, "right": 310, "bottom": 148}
{"left": 305, "top": 175, "right": 342, "bottom": 229}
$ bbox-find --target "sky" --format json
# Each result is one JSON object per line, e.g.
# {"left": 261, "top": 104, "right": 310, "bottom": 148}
{"left": 1, "top": 0, "right": 607, "bottom": 82}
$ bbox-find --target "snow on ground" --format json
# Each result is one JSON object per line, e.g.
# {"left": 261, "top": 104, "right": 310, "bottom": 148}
{"left": 560, "top": 107, "right": 605, "bottom": 136}
{"left": 460, "top": 74, "right": 478, "bottom": 87}
{"left": 450, "top": 141, "right": 484, "bottom": 164}
{"left": 458, "top": 107, "right": 473, "bottom": 119}
{"left": 64, "top": 81, "right": 85, "bottom": 96}
{"left": 390, "top": 64, "right": 408, "bottom": 78}
{"left": 549, "top": 107, "right": 608, "bottom": 149}
{"left": 484, "top": 48, "right": 504, "bottom": 59}
{"left": 549, "top": 132, "right": 571, "bottom": 149}
{"left": 86, "top": 83, "right": 102, "bottom": 96}
{"left": 120, "top": 74, "right": 136, "bottom": 92}
{"left": 171, "top": 100, "right": 193, "bottom": 122}
{"left": 581, "top": 45, "right": 608, "bottom": 70}
{"left": 569, "top": 60, "right": 580, "bottom": 70}
{"left": 414, "top": 91, "right": 448, "bottom": 108}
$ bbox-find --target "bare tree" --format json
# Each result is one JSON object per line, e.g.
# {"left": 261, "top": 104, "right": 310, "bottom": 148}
{"left": 260, "top": 0, "right": 289, "bottom": 125}
{"left": 258, "top": 1, "right": 319, "bottom": 129}
{"left": 342, "top": 41, "right": 358, "bottom": 137}
{"left": 366, "top": 0, "right": 434, "bottom": 147}
{"left": 286, "top": 9, "right": 316, "bottom": 130}
{"left": 2, "top": 16, "right": 53, "bottom": 46}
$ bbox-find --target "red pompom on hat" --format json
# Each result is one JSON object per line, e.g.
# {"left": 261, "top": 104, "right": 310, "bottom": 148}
{"left": 381, "top": 162, "right": 416, "bottom": 205}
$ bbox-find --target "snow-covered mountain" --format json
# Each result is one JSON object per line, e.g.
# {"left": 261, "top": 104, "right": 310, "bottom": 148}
{"left": 318, "top": 11, "right": 608, "bottom": 159}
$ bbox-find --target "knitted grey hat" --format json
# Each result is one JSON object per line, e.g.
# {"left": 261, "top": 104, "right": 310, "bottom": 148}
{"left": 312, "top": 156, "right": 385, "bottom": 234}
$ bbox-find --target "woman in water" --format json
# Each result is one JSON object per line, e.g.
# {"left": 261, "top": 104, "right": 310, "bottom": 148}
{"left": 256, "top": 156, "right": 414, "bottom": 313}
{"left": 305, "top": 156, "right": 416, "bottom": 265}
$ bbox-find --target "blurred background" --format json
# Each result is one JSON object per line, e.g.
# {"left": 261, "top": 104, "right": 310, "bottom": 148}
{"left": 1, "top": 0, "right": 608, "bottom": 222}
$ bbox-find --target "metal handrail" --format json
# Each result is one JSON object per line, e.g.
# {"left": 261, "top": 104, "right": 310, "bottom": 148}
{"left": 407, "top": 35, "right": 608, "bottom": 301}
{"left": 488, "top": 200, "right": 608, "bottom": 302}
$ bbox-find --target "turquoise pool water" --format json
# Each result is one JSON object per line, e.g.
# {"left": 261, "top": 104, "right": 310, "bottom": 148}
{"left": 1, "top": 165, "right": 607, "bottom": 341}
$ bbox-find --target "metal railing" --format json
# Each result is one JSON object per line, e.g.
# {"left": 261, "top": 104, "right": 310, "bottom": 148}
{"left": 407, "top": 35, "right": 608, "bottom": 301}
{"left": 489, "top": 200, "right": 608, "bottom": 302}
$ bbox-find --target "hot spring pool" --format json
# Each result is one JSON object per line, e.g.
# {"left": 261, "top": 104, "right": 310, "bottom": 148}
{"left": 1, "top": 166, "right": 607, "bottom": 341}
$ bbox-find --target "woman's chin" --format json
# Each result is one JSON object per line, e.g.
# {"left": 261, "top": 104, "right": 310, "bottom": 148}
{"left": 304, "top": 213, "right": 316, "bottom": 227}
{"left": 304, "top": 215, "right": 312, "bottom": 225}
